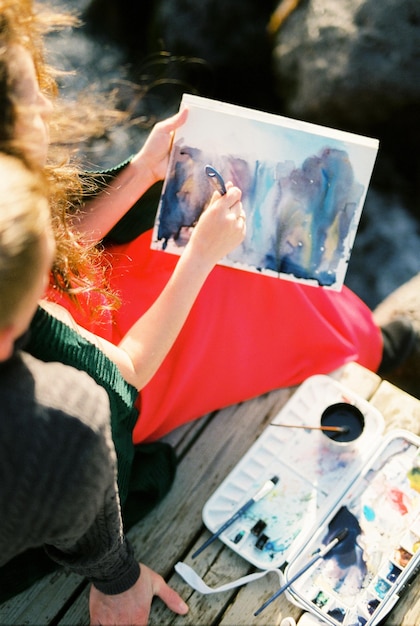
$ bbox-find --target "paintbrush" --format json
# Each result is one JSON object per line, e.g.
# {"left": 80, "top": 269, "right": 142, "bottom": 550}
{"left": 205, "top": 164, "right": 227, "bottom": 195}
{"left": 254, "top": 528, "right": 349, "bottom": 616}
{"left": 271, "top": 423, "right": 349, "bottom": 434}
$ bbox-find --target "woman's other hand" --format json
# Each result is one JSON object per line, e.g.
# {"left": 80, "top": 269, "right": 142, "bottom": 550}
{"left": 133, "top": 108, "right": 189, "bottom": 184}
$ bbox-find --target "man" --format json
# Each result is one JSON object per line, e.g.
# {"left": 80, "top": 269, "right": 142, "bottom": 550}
{"left": 0, "top": 153, "right": 188, "bottom": 624}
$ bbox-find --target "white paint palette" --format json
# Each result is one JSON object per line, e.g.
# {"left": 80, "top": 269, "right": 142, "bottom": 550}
{"left": 203, "top": 375, "right": 385, "bottom": 570}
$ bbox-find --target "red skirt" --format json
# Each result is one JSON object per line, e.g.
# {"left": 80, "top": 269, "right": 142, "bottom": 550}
{"left": 47, "top": 229, "right": 382, "bottom": 443}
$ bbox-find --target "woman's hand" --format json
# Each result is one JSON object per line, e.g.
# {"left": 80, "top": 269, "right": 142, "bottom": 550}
{"left": 89, "top": 563, "right": 188, "bottom": 626}
{"left": 133, "top": 107, "right": 189, "bottom": 184}
{"left": 188, "top": 183, "right": 246, "bottom": 267}
{"left": 75, "top": 108, "right": 189, "bottom": 241}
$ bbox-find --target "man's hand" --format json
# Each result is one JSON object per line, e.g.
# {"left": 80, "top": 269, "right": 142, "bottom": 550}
{"left": 89, "top": 563, "right": 189, "bottom": 625}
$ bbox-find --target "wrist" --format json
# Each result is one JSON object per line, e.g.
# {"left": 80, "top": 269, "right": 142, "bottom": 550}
{"left": 92, "top": 560, "right": 141, "bottom": 596}
{"left": 181, "top": 242, "right": 217, "bottom": 278}
{"left": 130, "top": 151, "right": 159, "bottom": 189}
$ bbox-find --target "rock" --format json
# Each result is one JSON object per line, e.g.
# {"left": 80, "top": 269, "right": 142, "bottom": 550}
{"left": 271, "top": 0, "right": 420, "bottom": 195}
{"left": 344, "top": 189, "right": 420, "bottom": 309}
{"left": 85, "top": 0, "right": 278, "bottom": 111}
{"left": 83, "top": 0, "right": 155, "bottom": 56}
{"left": 373, "top": 273, "right": 420, "bottom": 399}
{"left": 272, "top": 0, "right": 420, "bottom": 129}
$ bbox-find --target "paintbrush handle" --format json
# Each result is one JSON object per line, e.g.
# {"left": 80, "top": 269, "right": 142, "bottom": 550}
{"left": 271, "top": 423, "right": 345, "bottom": 433}
{"left": 205, "top": 165, "right": 227, "bottom": 195}
{"left": 254, "top": 529, "right": 348, "bottom": 616}
{"left": 254, "top": 552, "right": 322, "bottom": 616}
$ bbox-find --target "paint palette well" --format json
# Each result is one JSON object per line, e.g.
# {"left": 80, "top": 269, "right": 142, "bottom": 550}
{"left": 202, "top": 375, "right": 385, "bottom": 570}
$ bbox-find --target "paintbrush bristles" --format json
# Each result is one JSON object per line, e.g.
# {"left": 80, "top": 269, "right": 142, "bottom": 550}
{"left": 271, "top": 423, "right": 349, "bottom": 434}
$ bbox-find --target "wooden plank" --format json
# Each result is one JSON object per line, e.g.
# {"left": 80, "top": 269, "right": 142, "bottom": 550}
{"left": 0, "top": 569, "right": 83, "bottom": 626}
{"left": 149, "top": 533, "right": 298, "bottom": 625}
{"left": 151, "top": 543, "right": 255, "bottom": 625}
{"left": 330, "top": 361, "right": 381, "bottom": 399}
{"left": 162, "top": 412, "right": 214, "bottom": 458}
{"left": 389, "top": 579, "right": 420, "bottom": 626}
{"left": 370, "top": 379, "right": 420, "bottom": 434}
{"left": 217, "top": 576, "right": 300, "bottom": 626}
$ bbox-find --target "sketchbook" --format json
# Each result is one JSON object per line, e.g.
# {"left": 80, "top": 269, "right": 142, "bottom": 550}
{"left": 198, "top": 376, "right": 420, "bottom": 626}
{"left": 152, "top": 94, "right": 379, "bottom": 290}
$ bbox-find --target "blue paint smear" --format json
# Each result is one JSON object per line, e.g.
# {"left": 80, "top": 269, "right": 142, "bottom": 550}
{"left": 327, "top": 606, "right": 346, "bottom": 623}
{"left": 322, "top": 506, "right": 367, "bottom": 582}
{"left": 363, "top": 504, "right": 375, "bottom": 522}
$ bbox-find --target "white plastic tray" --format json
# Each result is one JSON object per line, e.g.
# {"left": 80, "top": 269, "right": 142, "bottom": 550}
{"left": 202, "top": 375, "right": 385, "bottom": 569}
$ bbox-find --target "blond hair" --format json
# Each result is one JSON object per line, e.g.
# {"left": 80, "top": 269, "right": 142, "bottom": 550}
{"left": 0, "top": 152, "right": 50, "bottom": 327}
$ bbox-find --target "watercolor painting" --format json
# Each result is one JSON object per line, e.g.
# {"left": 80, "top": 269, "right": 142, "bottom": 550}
{"left": 152, "top": 94, "right": 379, "bottom": 290}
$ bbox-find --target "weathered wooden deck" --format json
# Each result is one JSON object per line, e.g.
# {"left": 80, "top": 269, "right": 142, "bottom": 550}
{"left": 2, "top": 362, "right": 420, "bottom": 625}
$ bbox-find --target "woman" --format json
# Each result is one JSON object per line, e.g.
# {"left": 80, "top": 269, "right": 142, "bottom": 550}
{"left": 1, "top": 31, "right": 245, "bottom": 487}
{"left": 0, "top": 0, "right": 414, "bottom": 445}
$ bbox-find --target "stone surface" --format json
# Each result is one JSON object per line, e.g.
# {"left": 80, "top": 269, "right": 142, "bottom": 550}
{"left": 85, "top": 0, "right": 278, "bottom": 111}
{"left": 272, "top": 0, "right": 420, "bottom": 129}
{"left": 271, "top": 0, "right": 420, "bottom": 204}
{"left": 373, "top": 273, "right": 420, "bottom": 399}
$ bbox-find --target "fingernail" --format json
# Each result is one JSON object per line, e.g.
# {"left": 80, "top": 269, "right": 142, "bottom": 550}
{"left": 179, "top": 600, "right": 189, "bottom": 614}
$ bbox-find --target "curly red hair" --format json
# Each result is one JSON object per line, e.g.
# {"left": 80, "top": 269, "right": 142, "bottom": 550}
{"left": 0, "top": 0, "right": 124, "bottom": 315}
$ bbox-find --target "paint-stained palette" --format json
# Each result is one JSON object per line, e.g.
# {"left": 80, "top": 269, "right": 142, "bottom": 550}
{"left": 202, "top": 375, "right": 385, "bottom": 569}
{"left": 287, "top": 431, "right": 420, "bottom": 625}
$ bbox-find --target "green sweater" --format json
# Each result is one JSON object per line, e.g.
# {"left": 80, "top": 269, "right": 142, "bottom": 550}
{"left": 27, "top": 307, "right": 177, "bottom": 523}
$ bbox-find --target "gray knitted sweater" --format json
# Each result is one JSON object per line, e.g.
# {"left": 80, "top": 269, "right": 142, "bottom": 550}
{"left": 0, "top": 350, "right": 140, "bottom": 595}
